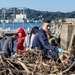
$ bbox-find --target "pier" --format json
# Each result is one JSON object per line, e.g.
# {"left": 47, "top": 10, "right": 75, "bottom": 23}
{"left": 52, "top": 18, "right": 75, "bottom": 49}
{"left": 0, "top": 28, "right": 18, "bottom": 36}
{"left": 0, "top": 28, "right": 30, "bottom": 36}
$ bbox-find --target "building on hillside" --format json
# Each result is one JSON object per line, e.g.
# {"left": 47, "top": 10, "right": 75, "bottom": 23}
{"left": 14, "top": 13, "right": 26, "bottom": 23}
{"left": 64, "top": 18, "right": 75, "bottom": 24}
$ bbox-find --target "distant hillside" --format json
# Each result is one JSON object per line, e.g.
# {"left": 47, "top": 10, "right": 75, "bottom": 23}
{"left": 25, "top": 8, "right": 75, "bottom": 20}
{"left": 0, "top": 7, "right": 75, "bottom": 20}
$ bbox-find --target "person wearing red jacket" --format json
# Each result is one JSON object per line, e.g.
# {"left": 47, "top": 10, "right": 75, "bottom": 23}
{"left": 16, "top": 28, "right": 26, "bottom": 54}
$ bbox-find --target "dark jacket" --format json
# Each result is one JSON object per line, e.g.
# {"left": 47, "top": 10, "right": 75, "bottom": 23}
{"left": 32, "top": 29, "right": 58, "bottom": 52}
{"left": 3, "top": 36, "right": 14, "bottom": 57}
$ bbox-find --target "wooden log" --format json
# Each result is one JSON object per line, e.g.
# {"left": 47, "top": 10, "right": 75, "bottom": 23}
{"left": 0, "top": 52, "right": 4, "bottom": 55}
{"left": 18, "top": 60, "right": 31, "bottom": 73}
{"left": 9, "top": 68, "right": 26, "bottom": 73}
{"left": 63, "top": 50, "right": 70, "bottom": 54}
{"left": 59, "top": 54, "right": 69, "bottom": 64}
{"left": 0, "top": 56, "right": 7, "bottom": 67}
{"left": 6, "top": 60, "right": 19, "bottom": 70}
{"left": 62, "top": 61, "right": 75, "bottom": 73}
{"left": 8, "top": 69, "right": 14, "bottom": 75}
{"left": 51, "top": 69, "right": 59, "bottom": 73}
{"left": 41, "top": 61, "right": 49, "bottom": 66}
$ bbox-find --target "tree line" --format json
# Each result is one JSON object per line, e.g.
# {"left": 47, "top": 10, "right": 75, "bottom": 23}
{"left": 0, "top": 7, "right": 75, "bottom": 21}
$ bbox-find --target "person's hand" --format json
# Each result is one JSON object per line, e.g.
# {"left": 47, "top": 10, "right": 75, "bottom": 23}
{"left": 58, "top": 48, "right": 63, "bottom": 53}
{"left": 11, "top": 51, "right": 15, "bottom": 55}
{"left": 11, "top": 53, "right": 17, "bottom": 57}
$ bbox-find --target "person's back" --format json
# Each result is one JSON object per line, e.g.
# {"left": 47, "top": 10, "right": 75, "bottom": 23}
{"left": 3, "top": 36, "right": 14, "bottom": 57}
{"left": 23, "top": 26, "right": 39, "bottom": 50}
{"left": 24, "top": 34, "right": 30, "bottom": 49}
{"left": 32, "top": 29, "right": 45, "bottom": 50}
{"left": 24, "top": 34, "right": 35, "bottom": 50}
{"left": 3, "top": 35, "right": 17, "bottom": 58}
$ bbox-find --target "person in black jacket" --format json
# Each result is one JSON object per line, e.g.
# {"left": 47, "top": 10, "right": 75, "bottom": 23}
{"left": 3, "top": 35, "right": 17, "bottom": 58}
{"left": 32, "top": 19, "right": 63, "bottom": 61}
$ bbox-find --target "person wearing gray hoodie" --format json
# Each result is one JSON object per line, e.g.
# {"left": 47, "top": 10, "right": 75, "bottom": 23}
{"left": 3, "top": 35, "right": 17, "bottom": 58}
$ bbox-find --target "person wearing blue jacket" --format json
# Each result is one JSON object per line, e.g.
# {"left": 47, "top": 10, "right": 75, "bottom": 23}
{"left": 32, "top": 19, "right": 63, "bottom": 61}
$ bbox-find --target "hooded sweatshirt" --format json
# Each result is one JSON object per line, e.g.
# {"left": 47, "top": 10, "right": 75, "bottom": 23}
{"left": 16, "top": 28, "right": 26, "bottom": 54}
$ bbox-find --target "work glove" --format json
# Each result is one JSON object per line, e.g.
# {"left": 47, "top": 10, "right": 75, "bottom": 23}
{"left": 11, "top": 51, "right": 15, "bottom": 55}
{"left": 11, "top": 53, "right": 17, "bottom": 58}
{"left": 58, "top": 48, "right": 63, "bottom": 53}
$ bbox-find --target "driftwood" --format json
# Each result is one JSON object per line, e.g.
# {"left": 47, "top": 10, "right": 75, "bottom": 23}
{"left": 62, "top": 61, "right": 75, "bottom": 73}
{"left": 18, "top": 60, "right": 31, "bottom": 73}
{"left": 59, "top": 53, "right": 69, "bottom": 64}
{"left": 0, "top": 51, "right": 4, "bottom": 55}
{"left": 6, "top": 60, "right": 19, "bottom": 70}
{"left": 8, "top": 69, "right": 14, "bottom": 75}
{"left": 0, "top": 48, "right": 75, "bottom": 75}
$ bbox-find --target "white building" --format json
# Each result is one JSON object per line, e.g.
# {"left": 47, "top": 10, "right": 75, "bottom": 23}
{"left": 65, "top": 18, "right": 75, "bottom": 24}
{"left": 14, "top": 13, "right": 27, "bottom": 23}
{"left": 16, "top": 13, "right": 26, "bottom": 19}
{"left": 0, "top": 20, "right": 10, "bottom": 23}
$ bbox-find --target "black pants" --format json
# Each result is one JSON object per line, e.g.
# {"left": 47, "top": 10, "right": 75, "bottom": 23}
{"left": 4, "top": 53, "right": 11, "bottom": 58}
{"left": 46, "top": 50, "right": 59, "bottom": 61}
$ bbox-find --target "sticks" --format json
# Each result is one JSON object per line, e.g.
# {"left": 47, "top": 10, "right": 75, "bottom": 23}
{"left": 8, "top": 69, "right": 14, "bottom": 75}
{"left": 18, "top": 60, "right": 31, "bottom": 73}
{"left": 62, "top": 62, "right": 75, "bottom": 73}
{"left": 6, "top": 60, "right": 19, "bottom": 70}
{"left": 0, "top": 51, "right": 4, "bottom": 55}
{"left": 0, "top": 49, "right": 75, "bottom": 74}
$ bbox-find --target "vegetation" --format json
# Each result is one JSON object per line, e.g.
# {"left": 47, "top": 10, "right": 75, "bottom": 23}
{"left": 0, "top": 7, "right": 75, "bottom": 21}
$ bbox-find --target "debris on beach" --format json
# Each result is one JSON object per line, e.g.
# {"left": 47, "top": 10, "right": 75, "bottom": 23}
{"left": 0, "top": 46, "right": 75, "bottom": 75}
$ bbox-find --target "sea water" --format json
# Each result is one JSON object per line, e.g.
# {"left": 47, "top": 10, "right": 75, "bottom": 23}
{"left": 0, "top": 22, "right": 42, "bottom": 30}
{"left": 0, "top": 22, "right": 42, "bottom": 51}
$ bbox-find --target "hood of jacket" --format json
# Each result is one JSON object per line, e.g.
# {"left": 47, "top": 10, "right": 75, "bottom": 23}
{"left": 17, "top": 28, "right": 26, "bottom": 37}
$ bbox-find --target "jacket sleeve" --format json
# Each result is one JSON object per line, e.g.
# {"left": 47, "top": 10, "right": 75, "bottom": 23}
{"left": 23, "top": 37, "right": 27, "bottom": 47}
{"left": 16, "top": 39, "right": 25, "bottom": 54}
{"left": 0, "top": 41, "right": 2, "bottom": 51}
{"left": 16, "top": 42, "right": 21, "bottom": 54}
{"left": 39, "top": 33, "right": 58, "bottom": 51}
{"left": 8, "top": 41, "right": 13, "bottom": 52}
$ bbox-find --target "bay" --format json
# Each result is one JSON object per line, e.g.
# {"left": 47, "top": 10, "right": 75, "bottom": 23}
{"left": 0, "top": 22, "right": 42, "bottom": 30}
{"left": 0, "top": 22, "right": 42, "bottom": 52}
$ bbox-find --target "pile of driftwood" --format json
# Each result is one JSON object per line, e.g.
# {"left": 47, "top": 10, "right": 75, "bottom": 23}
{"left": 0, "top": 48, "right": 75, "bottom": 75}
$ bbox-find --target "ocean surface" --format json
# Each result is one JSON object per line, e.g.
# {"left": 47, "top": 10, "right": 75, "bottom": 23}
{"left": 0, "top": 22, "right": 42, "bottom": 30}
{"left": 0, "top": 22, "right": 42, "bottom": 52}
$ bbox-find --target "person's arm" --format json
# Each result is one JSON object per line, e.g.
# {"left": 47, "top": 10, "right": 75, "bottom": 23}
{"left": 16, "top": 42, "right": 21, "bottom": 54}
{"left": 0, "top": 41, "right": 2, "bottom": 51}
{"left": 17, "top": 39, "right": 24, "bottom": 48}
{"left": 30, "top": 34, "right": 35, "bottom": 48}
{"left": 39, "top": 33, "right": 58, "bottom": 51}
{"left": 16, "top": 39, "right": 24, "bottom": 54}
{"left": 8, "top": 41, "right": 13, "bottom": 52}
{"left": 23, "top": 37, "right": 27, "bottom": 47}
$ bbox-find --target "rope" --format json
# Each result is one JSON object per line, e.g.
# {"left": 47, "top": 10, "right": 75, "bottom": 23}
{"left": 28, "top": 22, "right": 33, "bottom": 27}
